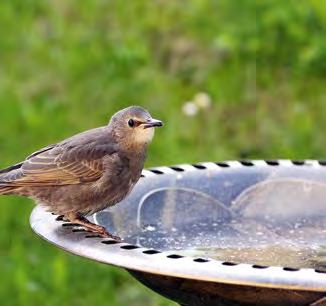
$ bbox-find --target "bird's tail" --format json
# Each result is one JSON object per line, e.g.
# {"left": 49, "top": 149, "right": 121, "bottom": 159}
{"left": 0, "top": 163, "right": 24, "bottom": 195}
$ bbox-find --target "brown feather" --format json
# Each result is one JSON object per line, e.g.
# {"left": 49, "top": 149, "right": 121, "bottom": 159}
{"left": 0, "top": 126, "right": 117, "bottom": 186}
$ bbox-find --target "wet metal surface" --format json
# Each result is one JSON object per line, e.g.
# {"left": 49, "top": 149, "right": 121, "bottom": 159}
{"left": 30, "top": 160, "right": 326, "bottom": 305}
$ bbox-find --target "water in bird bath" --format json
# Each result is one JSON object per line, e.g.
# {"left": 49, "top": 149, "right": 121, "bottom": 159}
{"left": 138, "top": 211, "right": 326, "bottom": 270}
{"left": 95, "top": 179, "right": 326, "bottom": 270}
{"left": 182, "top": 245, "right": 325, "bottom": 270}
{"left": 179, "top": 218, "right": 326, "bottom": 270}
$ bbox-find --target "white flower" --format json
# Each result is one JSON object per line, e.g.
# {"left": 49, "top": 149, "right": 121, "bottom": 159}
{"left": 194, "top": 92, "right": 212, "bottom": 109}
{"left": 182, "top": 101, "right": 198, "bottom": 116}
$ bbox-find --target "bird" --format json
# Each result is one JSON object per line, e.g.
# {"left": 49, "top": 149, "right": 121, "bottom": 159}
{"left": 0, "top": 106, "right": 163, "bottom": 240}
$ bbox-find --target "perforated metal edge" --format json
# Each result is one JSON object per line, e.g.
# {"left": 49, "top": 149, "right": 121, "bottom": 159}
{"left": 30, "top": 160, "right": 326, "bottom": 292}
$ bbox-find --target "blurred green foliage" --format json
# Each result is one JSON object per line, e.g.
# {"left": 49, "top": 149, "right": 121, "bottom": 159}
{"left": 0, "top": 0, "right": 325, "bottom": 305}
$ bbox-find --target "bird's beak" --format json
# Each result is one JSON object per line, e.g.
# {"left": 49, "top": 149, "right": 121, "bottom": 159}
{"left": 143, "top": 118, "right": 164, "bottom": 129}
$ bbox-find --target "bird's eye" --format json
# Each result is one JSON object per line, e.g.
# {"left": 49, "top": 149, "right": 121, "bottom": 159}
{"left": 128, "top": 119, "right": 135, "bottom": 127}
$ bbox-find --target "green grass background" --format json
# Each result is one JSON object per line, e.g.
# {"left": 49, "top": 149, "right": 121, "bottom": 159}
{"left": 0, "top": 1, "right": 325, "bottom": 305}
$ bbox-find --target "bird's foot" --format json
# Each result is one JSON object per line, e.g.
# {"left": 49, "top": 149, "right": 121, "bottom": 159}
{"left": 87, "top": 224, "right": 122, "bottom": 242}
{"left": 64, "top": 212, "right": 122, "bottom": 241}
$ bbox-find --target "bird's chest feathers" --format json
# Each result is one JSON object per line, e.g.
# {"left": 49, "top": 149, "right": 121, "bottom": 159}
{"left": 94, "top": 152, "right": 144, "bottom": 199}
{"left": 119, "top": 146, "right": 146, "bottom": 179}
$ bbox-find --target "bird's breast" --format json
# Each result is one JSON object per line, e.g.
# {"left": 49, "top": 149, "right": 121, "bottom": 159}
{"left": 95, "top": 162, "right": 140, "bottom": 204}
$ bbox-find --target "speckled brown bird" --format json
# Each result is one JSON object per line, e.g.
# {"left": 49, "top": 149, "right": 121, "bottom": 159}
{"left": 0, "top": 106, "right": 163, "bottom": 240}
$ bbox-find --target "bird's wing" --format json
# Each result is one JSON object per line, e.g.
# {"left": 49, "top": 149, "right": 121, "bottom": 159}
{"left": 0, "top": 127, "right": 117, "bottom": 186}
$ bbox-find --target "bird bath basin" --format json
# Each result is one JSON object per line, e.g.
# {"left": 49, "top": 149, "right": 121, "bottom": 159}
{"left": 30, "top": 160, "right": 326, "bottom": 305}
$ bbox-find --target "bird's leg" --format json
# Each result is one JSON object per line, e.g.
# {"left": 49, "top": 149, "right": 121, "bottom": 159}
{"left": 65, "top": 212, "right": 122, "bottom": 241}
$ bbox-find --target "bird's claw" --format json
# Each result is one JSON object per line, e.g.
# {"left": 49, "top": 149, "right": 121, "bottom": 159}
{"left": 86, "top": 225, "right": 122, "bottom": 242}
{"left": 99, "top": 230, "right": 123, "bottom": 242}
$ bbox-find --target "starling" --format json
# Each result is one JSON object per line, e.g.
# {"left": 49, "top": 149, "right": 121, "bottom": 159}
{"left": 0, "top": 106, "right": 163, "bottom": 240}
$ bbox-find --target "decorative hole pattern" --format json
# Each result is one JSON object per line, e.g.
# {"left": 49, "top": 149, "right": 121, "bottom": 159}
{"left": 142, "top": 250, "right": 161, "bottom": 255}
{"left": 252, "top": 265, "right": 269, "bottom": 269}
{"left": 222, "top": 262, "right": 238, "bottom": 266}
{"left": 216, "top": 162, "right": 230, "bottom": 168}
{"left": 283, "top": 267, "right": 299, "bottom": 271}
{"left": 85, "top": 234, "right": 102, "bottom": 238}
{"left": 240, "top": 160, "right": 254, "bottom": 166}
{"left": 120, "top": 245, "right": 140, "bottom": 250}
{"left": 101, "top": 240, "right": 120, "bottom": 245}
{"left": 194, "top": 258, "right": 209, "bottom": 263}
{"left": 265, "top": 160, "right": 279, "bottom": 166}
{"left": 149, "top": 169, "right": 164, "bottom": 174}
{"left": 170, "top": 166, "right": 185, "bottom": 172}
{"left": 192, "top": 164, "right": 206, "bottom": 169}
{"left": 292, "top": 160, "right": 305, "bottom": 165}
{"left": 167, "top": 254, "right": 184, "bottom": 259}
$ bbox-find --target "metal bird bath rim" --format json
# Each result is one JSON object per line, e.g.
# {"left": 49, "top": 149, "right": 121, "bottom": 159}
{"left": 30, "top": 160, "right": 326, "bottom": 306}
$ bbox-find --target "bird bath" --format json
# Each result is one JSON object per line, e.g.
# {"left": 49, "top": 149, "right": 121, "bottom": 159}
{"left": 30, "top": 160, "right": 326, "bottom": 305}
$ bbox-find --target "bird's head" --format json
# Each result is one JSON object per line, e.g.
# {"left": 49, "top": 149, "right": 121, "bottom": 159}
{"left": 109, "top": 106, "right": 163, "bottom": 148}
